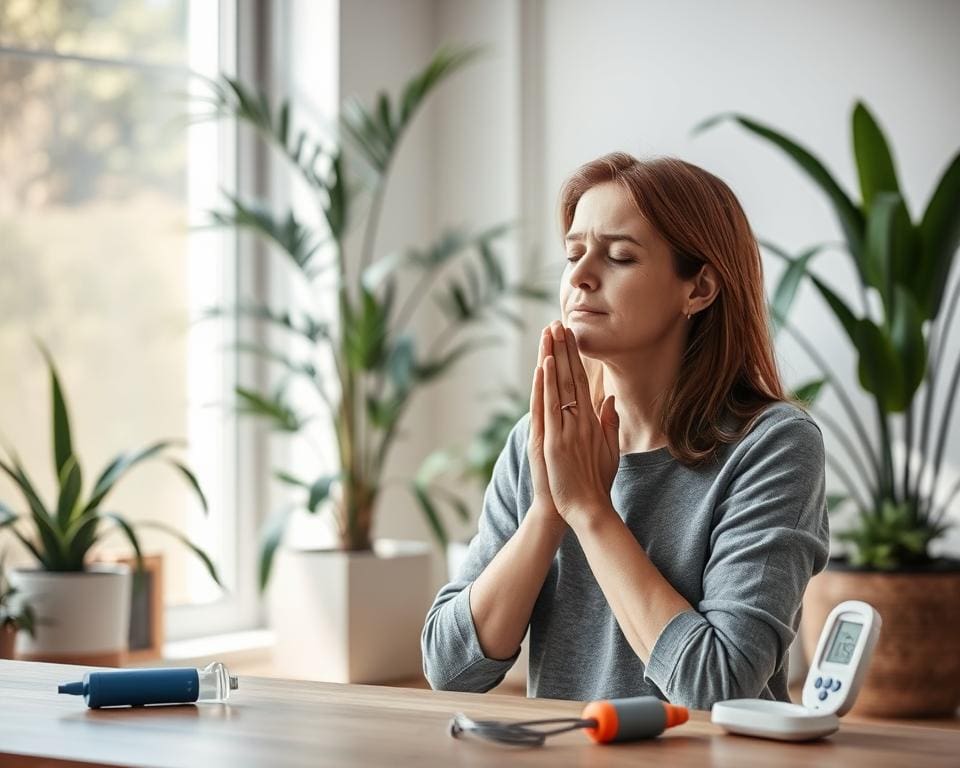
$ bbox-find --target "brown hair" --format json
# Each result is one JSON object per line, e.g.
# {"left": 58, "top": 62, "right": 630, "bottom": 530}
{"left": 559, "top": 152, "right": 803, "bottom": 467}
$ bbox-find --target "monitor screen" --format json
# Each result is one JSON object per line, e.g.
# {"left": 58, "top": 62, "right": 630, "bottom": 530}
{"left": 825, "top": 620, "right": 863, "bottom": 665}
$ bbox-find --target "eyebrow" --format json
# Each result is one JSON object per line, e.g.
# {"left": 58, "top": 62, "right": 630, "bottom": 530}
{"left": 564, "top": 232, "right": 645, "bottom": 249}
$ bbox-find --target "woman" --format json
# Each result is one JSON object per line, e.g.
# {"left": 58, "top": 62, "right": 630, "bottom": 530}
{"left": 421, "top": 153, "right": 830, "bottom": 709}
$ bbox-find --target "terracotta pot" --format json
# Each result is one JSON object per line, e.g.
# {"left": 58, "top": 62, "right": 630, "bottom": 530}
{"left": 0, "top": 623, "right": 16, "bottom": 659}
{"left": 802, "top": 558, "right": 960, "bottom": 717}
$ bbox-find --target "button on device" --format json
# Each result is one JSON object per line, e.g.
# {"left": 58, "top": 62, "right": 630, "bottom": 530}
{"left": 818, "top": 690, "right": 829, "bottom": 701}
{"left": 832, "top": 680, "right": 842, "bottom": 692}
{"left": 823, "top": 677, "right": 833, "bottom": 689}
{"left": 814, "top": 677, "right": 822, "bottom": 689}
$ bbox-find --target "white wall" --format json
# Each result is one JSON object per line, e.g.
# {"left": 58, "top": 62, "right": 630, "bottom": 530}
{"left": 323, "top": 0, "right": 960, "bottom": 585}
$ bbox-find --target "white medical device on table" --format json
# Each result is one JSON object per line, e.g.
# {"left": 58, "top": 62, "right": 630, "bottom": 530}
{"left": 711, "top": 600, "right": 881, "bottom": 741}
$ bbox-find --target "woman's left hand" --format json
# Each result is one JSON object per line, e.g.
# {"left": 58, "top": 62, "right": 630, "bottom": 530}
{"left": 541, "top": 321, "right": 621, "bottom": 528}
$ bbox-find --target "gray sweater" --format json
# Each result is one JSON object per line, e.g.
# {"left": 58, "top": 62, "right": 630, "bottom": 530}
{"left": 420, "top": 401, "right": 830, "bottom": 709}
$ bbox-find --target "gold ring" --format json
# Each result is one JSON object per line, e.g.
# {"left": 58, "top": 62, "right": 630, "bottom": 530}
{"left": 560, "top": 401, "right": 577, "bottom": 412}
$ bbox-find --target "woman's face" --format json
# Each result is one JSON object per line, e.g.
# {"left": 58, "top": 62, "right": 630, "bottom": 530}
{"left": 559, "top": 181, "right": 692, "bottom": 362}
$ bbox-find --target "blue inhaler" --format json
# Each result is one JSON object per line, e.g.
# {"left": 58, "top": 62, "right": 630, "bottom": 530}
{"left": 58, "top": 662, "right": 238, "bottom": 708}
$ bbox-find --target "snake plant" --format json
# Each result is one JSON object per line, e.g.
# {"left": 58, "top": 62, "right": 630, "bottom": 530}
{"left": 198, "top": 47, "right": 550, "bottom": 588}
{"left": 0, "top": 345, "right": 222, "bottom": 585}
{"left": 698, "top": 102, "right": 960, "bottom": 569}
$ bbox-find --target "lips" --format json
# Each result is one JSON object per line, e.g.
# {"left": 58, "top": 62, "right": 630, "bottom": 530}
{"left": 570, "top": 306, "right": 606, "bottom": 314}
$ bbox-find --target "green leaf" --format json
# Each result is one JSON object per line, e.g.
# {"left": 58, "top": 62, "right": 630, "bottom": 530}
{"left": 202, "top": 302, "right": 329, "bottom": 344}
{"left": 167, "top": 460, "right": 209, "bottom": 515}
{"left": 826, "top": 493, "right": 848, "bottom": 513}
{"left": 791, "top": 378, "right": 826, "bottom": 406}
{"left": 888, "top": 284, "right": 927, "bottom": 408}
{"left": 208, "top": 78, "right": 327, "bottom": 192}
{"left": 210, "top": 196, "right": 321, "bottom": 271}
{"left": 398, "top": 46, "right": 482, "bottom": 127}
{"left": 478, "top": 240, "right": 506, "bottom": 292}
{"left": 767, "top": 242, "right": 831, "bottom": 334}
{"left": 55, "top": 455, "right": 82, "bottom": 531}
{"left": 343, "top": 286, "right": 390, "bottom": 371}
{"left": 0, "top": 505, "right": 44, "bottom": 565}
{"left": 376, "top": 91, "right": 394, "bottom": 143}
{"left": 444, "top": 282, "right": 473, "bottom": 321}
{"left": 343, "top": 46, "right": 481, "bottom": 175}
{"left": 307, "top": 476, "right": 335, "bottom": 513}
{"left": 863, "top": 192, "right": 906, "bottom": 310}
{"left": 96, "top": 511, "right": 145, "bottom": 576}
{"left": 137, "top": 520, "right": 224, "bottom": 589}
{"left": 33, "top": 342, "right": 73, "bottom": 481}
{"left": 322, "top": 149, "right": 349, "bottom": 242}
{"left": 274, "top": 470, "right": 310, "bottom": 489}
{"left": 258, "top": 505, "right": 295, "bottom": 592}
{"left": 411, "top": 482, "right": 448, "bottom": 549}
{"left": 695, "top": 113, "right": 866, "bottom": 269}
{"left": 272, "top": 471, "right": 336, "bottom": 513}
{"left": 232, "top": 342, "right": 322, "bottom": 384}
{"left": 852, "top": 102, "right": 901, "bottom": 213}
{"left": 854, "top": 317, "right": 902, "bottom": 412}
{"left": 234, "top": 386, "right": 304, "bottom": 432}
{"left": 918, "top": 150, "right": 960, "bottom": 317}
{"left": 807, "top": 274, "right": 859, "bottom": 342}
{"left": 0, "top": 500, "right": 16, "bottom": 526}
{"left": 387, "top": 335, "right": 417, "bottom": 395}
{"left": 0, "top": 455, "right": 65, "bottom": 567}
{"left": 85, "top": 440, "right": 175, "bottom": 513}
{"left": 366, "top": 394, "right": 405, "bottom": 430}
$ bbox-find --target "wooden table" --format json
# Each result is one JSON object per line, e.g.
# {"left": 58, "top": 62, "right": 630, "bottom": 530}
{"left": 1, "top": 660, "right": 958, "bottom": 767}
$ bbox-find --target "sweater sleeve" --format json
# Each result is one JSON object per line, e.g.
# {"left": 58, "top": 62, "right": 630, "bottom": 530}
{"left": 420, "top": 414, "right": 529, "bottom": 692}
{"left": 642, "top": 415, "right": 830, "bottom": 710}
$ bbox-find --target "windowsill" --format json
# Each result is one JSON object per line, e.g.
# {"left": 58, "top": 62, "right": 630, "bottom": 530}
{"left": 153, "top": 629, "right": 276, "bottom": 673}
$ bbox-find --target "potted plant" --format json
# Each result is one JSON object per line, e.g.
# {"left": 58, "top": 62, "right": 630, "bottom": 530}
{"left": 0, "top": 346, "right": 221, "bottom": 665}
{"left": 201, "top": 47, "right": 548, "bottom": 682}
{"left": 0, "top": 555, "right": 35, "bottom": 659}
{"left": 698, "top": 102, "right": 960, "bottom": 717}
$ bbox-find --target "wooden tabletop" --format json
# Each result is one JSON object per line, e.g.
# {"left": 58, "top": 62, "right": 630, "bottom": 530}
{"left": 1, "top": 660, "right": 959, "bottom": 768}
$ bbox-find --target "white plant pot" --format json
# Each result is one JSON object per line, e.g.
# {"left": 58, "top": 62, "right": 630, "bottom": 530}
{"left": 9, "top": 564, "right": 132, "bottom": 665}
{"left": 268, "top": 539, "right": 432, "bottom": 684}
{"left": 445, "top": 539, "right": 471, "bottom": 582}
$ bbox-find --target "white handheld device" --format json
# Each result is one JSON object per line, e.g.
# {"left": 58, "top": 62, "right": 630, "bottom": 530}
{"left": 711, "top": 600, "right": 881, "bottom": 741}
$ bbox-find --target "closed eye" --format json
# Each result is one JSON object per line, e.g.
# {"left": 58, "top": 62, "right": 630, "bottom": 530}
{"left": 566, "top": 253, "right": 633, "bottom": 264}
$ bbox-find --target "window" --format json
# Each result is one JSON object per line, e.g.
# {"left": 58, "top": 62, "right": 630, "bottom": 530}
{"left": 0, "top": 0, "right": 259, "bottom": 638}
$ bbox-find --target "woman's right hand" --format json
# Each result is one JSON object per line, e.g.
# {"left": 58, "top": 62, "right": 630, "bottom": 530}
{"left": 527, "top": 327, "right": 566, "bottom": 531}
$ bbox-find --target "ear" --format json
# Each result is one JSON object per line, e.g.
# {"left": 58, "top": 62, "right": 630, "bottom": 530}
{"left": 686, "top": 263, "right": 721, "bottom": 314}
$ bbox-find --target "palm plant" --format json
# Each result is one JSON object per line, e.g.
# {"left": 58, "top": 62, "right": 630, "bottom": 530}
{"left": 0, "top": 346, "right": 222, "bottom": 585}
{"left": 413, "top": 387, "right": 528, "bottom": 548}
{"left": 198, "top": 47, "right": 550, "bottom": 589}
{"left": 697, "top": 102, "right": 960, "bottom": 569}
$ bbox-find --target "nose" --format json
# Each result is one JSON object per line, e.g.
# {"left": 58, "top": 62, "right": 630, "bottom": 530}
{"left": 568, "top": 251, "right": 599, "bottom": 292}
